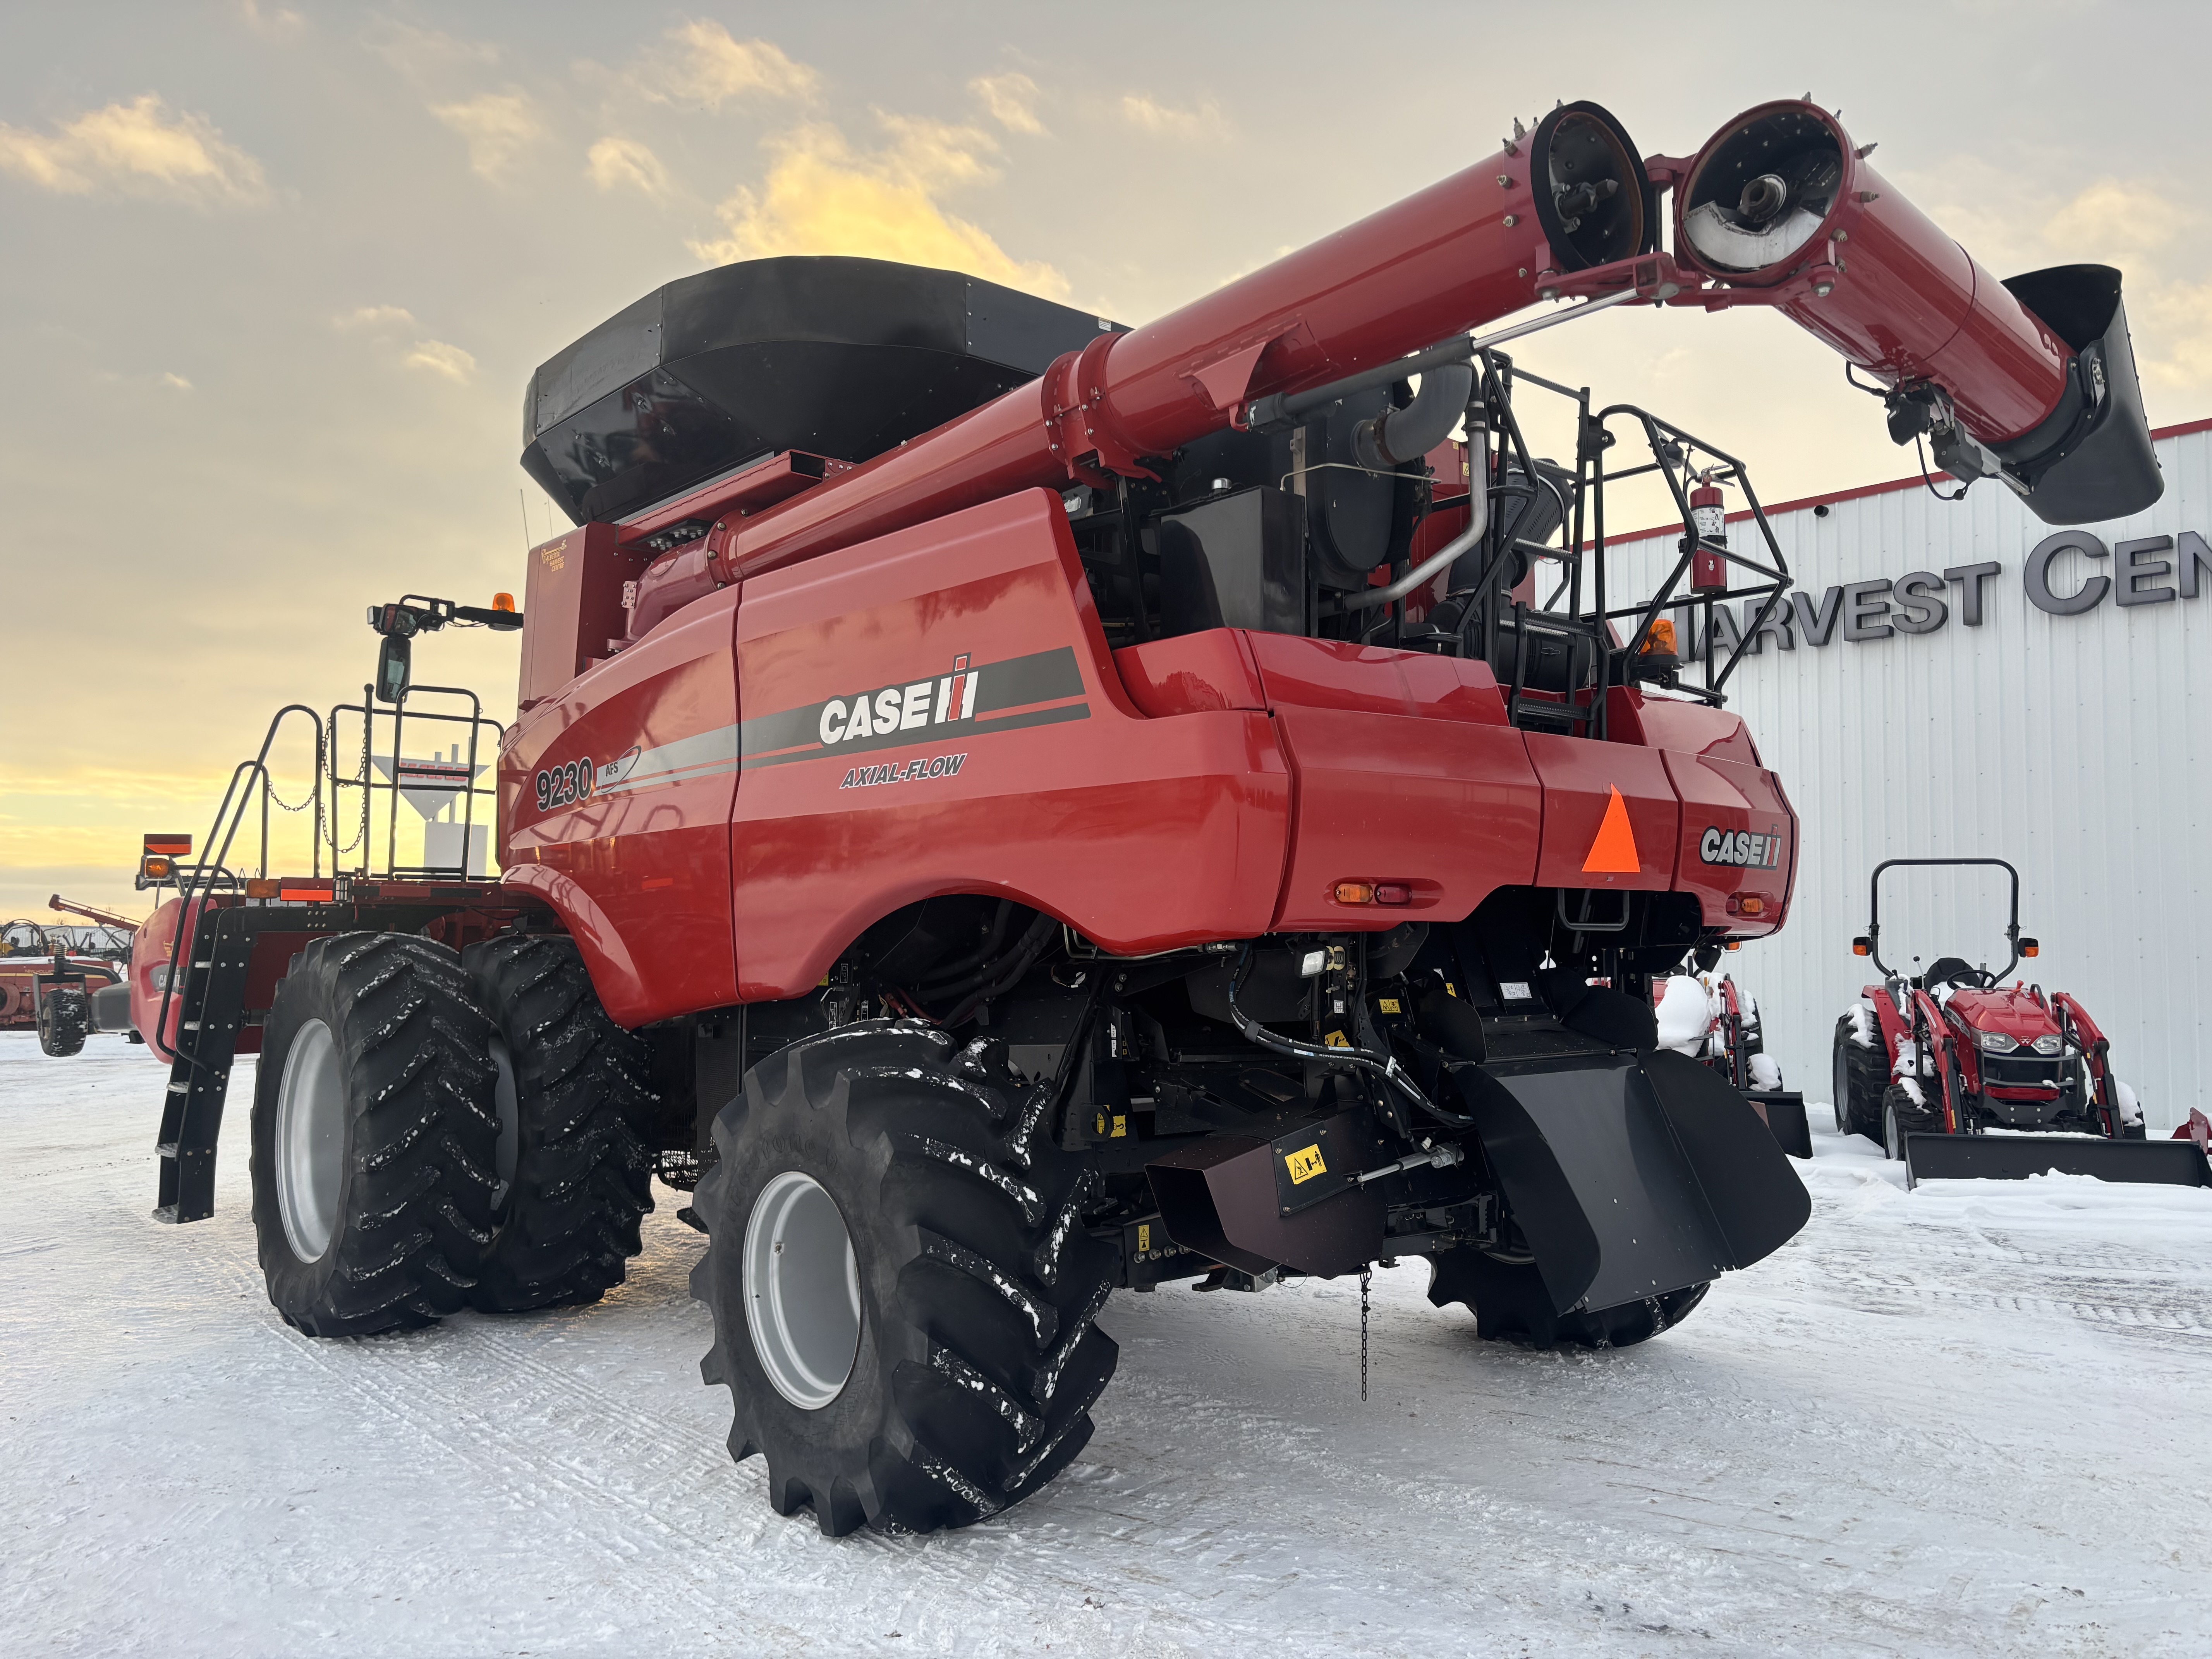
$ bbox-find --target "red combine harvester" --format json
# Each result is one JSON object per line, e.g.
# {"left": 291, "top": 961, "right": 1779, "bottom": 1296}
{"left": 1831, "top": 859, "right": 2207, "bottom": 1187}
{"left": 119, "top": 97, "right": 2164, "bottom": 1535}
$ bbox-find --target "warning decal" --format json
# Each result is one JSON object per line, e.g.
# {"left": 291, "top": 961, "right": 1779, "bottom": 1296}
{"left": 1582, "top": 784, "right": 1642, "bottom": 874}
{"left": 1283, "top": 1144, "right": 1328, "bottom": 1185}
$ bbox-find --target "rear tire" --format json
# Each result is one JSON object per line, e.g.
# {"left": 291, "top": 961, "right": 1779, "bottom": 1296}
{"left": 461, "top": 936, "right": 657, "bottom": 1313}
{"left": 1428, "top": 1249, "right": 1708, "bottom": 1349}
{"left": 692, "top": 1021, "right": 1118, "bottom": 1535}
{"left": 248, "top": 933, "right": 500, "bottom": 1336}
{"left": 36, "top": 985, "right": 88, "bottom": 1057}
{"left": 1832, "top": 1011, "right": 1886, "bottom": 1139}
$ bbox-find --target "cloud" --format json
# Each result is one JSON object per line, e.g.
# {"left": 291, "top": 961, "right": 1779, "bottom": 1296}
{"left": 586, "top": 135, "right": 670, "bottom": 196}
{"left": 644, "top": 22, "right": 818, "bottom": 109}
{"left": 232, "top": 1, "right": 305, "bottom": 38}
{"left": 157, "top": 372, "right": 193, "bottom": 392}
{"left": 332, "top": 304, "right": 416, "bottom": 330}
{"left": 1120, "top": 94, "right": 1231, "bottom": 142}
{"left": 971, "top": 72, "right": 1045, "bottom": 136}
{"left": 689, "top": 117, "right": 1065, "bottom": 297}
{"left": 369, "top": 21, "right": 500, "bottom": 86}
{"left": 0, "top": 94, "right": 270, "bottom": 206}
{"left": 2044, "top": 178, "right": 2184, "bottom": 258}
{"left": 403, "top": 340, "right": 476, "bottom": 383}
{"left": 430, "top": 89, "right": 545, "bottom": 181}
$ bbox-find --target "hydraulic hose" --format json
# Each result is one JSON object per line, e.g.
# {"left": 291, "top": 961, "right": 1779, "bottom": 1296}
{"left": 1223, "top": 945, "right": 1470, "bottom": 1126}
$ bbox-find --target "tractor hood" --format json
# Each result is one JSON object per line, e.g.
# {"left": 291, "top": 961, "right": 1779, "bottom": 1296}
{"left": 1945, "top": 987, "right": 2058, "bottom": 1042}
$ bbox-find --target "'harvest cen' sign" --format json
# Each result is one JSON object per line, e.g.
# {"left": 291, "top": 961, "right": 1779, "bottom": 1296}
{"left": 1686, "top": 531, "right": 2212, "bottom": 655}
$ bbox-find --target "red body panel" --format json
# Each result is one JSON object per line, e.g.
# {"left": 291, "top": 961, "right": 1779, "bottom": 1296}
{"left": 502, "top": 589, "right": 743, "bottom": 1026}
{"left": 724, "top": 490, "right": 1291, "bottom": 1001}
{"left": 1525, "top": 733, "right": 1679, "bottom": 893}
{"left": 131, "top": 897, "right": 190, "bottom": 1060}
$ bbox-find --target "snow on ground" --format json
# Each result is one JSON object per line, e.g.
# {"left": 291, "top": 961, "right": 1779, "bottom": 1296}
{"left": 5, "top": 1032, "right": 2210, "bottom": 1657}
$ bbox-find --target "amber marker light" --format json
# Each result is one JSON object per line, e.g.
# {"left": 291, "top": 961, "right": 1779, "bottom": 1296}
{"left": 493, "top": 592, "right": 516, "bottom": 612}
{"left": 245, "top": 878, "right": 280, "bottom": 899}
{"left": 1334, "top": 881, "right": 1376, "bottom": 905}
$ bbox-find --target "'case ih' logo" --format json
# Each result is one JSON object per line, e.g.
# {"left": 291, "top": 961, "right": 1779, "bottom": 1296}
{"left": 1700, "top": 826, "right": 1784, "bottom": 869}
{"left": 818, "top": 654, "right": 981, "bottom": 745}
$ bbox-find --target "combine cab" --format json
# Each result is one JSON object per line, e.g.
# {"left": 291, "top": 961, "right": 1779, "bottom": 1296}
{"left": 1831, "top": 859, "right": 2209, "bottom": 1188}
{"left": 117, "top": 94, "right": 2172, "bottom": 1536}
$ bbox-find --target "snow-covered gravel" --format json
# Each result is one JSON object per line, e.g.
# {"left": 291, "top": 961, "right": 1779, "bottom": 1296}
{"left": 6, "top": 1032, "right": 2209, "bottom": 1656}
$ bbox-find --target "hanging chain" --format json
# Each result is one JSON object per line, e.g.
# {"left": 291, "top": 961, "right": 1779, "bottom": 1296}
{"left": 1359, "top": 1266, "right": 1371, "bottom": 1403}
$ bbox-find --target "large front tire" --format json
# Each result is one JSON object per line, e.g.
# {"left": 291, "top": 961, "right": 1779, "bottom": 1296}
{"left": 248, "top": 934, "right": 500, "bottom": 1336}
{"left": 461, "top": 936, "right": 656, "bottom": 1313}
{"left": 692, "top": 1022, "right": 1118, "bottom": 1536}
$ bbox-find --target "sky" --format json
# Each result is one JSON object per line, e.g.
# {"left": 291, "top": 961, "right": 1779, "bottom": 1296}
{"left": 5, "top": 0, "right": 2211, "bottom": 921}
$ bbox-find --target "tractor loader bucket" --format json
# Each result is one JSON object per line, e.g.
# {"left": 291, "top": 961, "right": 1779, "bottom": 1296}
{"left": 1902, "top": 1132, "right": 2212, "bottom": 1190}
{"left": 1744, "top": 1090, "right": 1812, "bottom": 1160}
{"left": 1459, "top": 1049, "right": 1810, "bottom": 1316}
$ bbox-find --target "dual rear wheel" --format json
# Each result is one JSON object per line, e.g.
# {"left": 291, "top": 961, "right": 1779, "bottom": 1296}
{"left": 249, "top": 932, "right": 654, "bottom": 1336}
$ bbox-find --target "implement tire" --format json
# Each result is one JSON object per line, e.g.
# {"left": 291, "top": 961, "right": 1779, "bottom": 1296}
{"left": 249, "top": 933, "right": 500, "bottom": 1337}
{"left": 36, "top": 986, "right": 88, "bottom": 1057}
{"left": 1832, "top": 1010, "right": 1887, "bottom": 1140}
{"left": 692, "top": 1021, "right": 1118, "bottom": 1536}
{"left": 462, "top": 935, "right": 657, "bottom": 1313}
{"left": 1428, "top": 1249, "right": 1708, "bottom": 1349}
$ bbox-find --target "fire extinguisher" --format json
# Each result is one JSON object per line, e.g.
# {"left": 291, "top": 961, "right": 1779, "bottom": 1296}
{"left": 1690, "top": 472, "right": 1728, "bottom": 595}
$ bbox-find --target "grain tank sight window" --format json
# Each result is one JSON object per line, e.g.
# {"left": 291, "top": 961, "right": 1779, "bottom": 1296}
{"left": 1681, "top": 110, "right": 1843, "bottom": 275}
{"left": 1530, "top": 104, "right": 1654, "bottom": 272}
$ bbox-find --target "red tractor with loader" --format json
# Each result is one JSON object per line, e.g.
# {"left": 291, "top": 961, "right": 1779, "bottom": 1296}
{"left": 1831, "top": 858, "right": 2208, "bottom": 1187}
{"left": 112, "top": 96, "right": 2169, "bottom": 1536}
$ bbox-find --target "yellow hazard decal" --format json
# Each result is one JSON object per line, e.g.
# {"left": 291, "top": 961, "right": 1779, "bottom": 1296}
{"left": 1137, "top": 1223, "right": 1151, "bottom": 1252}
{"left": 1323, "top": 1030, "right": 1351, "bottom": 1049}
{"left": 1111, "top": 1114, "right": 1127, "bottom": 1139}
{"left": 1377, "top": 997, "right": 1401, "bottom": 1014}
{"left": 1284, "top": 1144, "right": 1328, "bottom": 1185}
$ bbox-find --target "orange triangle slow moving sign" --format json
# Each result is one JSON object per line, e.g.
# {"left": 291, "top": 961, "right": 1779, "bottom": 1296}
{"left": 1582, "top": 785, "right": 1641, "bottom": 874}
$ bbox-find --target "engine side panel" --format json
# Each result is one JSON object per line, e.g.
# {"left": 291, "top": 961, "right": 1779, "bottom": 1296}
{"left": 726, "top": 489, "right": 1293, "bottom": 1000}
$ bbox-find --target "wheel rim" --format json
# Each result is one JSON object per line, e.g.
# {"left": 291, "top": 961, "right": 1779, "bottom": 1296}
{"left": 488, "top": 1037, "right": 519, "bottom": 1209}
{"left": 1832, "top": 1044, "right": 1850, "bottom": 1134}
{"left": 1884, "top": 1102, "right": 1902, "bottom": 1161}
{"left": 275, "top": 1017, "right": 345, "bottom": 1261}
{"left": 743, "top": 1170, "right": 862, "bottom": 1410}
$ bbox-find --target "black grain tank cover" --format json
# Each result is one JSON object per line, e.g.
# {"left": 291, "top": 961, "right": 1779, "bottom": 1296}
{"left": 522, "top": 256, "right": 1125, "bottom": 526}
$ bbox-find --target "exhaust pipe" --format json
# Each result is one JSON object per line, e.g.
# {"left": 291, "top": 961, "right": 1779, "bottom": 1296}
{"left": 1674, "top": 100, "right": 2160, "bottom": 525}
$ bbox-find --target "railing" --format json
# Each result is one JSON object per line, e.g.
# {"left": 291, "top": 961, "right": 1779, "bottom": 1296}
{"left": 1454, "top": 350, "right": 1793, "bottom": 737}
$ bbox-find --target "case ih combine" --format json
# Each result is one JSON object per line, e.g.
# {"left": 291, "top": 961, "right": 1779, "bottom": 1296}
{"left": 111, "top": 96, "right": 2167, "bottom": 1535}
{"left": 1832, "top": 859, "right": 2208, "bottom": 1187}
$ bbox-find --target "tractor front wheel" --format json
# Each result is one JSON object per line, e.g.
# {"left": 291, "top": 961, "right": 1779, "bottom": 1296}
{"left": 692, "top": 1022, "right": 1118, "bottom": 1535}
{"left": 36, "top": 986, "right": 88, "bottom": 1057}
{"left": 248, "top": 934, "right": 501, "bottom": 1336}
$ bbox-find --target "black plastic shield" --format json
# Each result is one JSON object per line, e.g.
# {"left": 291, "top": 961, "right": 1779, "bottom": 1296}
{"left": 1903, "top": 1132, "right": 2210, "bottom": 1189}
{"left": 1463, "top": 1049, "right": 1810, "bottom": 1314}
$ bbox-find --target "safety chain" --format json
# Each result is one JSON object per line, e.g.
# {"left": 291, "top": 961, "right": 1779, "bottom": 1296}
{"left": 1359, "top": 1266, "right": 1371, "bottom": 1403}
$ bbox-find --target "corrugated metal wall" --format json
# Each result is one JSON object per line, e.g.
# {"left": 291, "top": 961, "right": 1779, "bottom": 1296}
{"left": 1604, "top": 426, "right": 2212, "bottom": 1130}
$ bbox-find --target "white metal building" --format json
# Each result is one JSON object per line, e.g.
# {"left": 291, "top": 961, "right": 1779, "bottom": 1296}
{"left": 1606, "top": 419, "right": 2212, "bottom": 1132}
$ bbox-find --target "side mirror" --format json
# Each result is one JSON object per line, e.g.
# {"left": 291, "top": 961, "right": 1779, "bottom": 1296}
{"left": 376, "top": 631, "right": 412, "bottom": 704}
{"left": 1851, "top": 936, "right": 1871, "bottom": 957}
{"left": 2020, "top": 938, "right": 2039, "bottom": 958}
